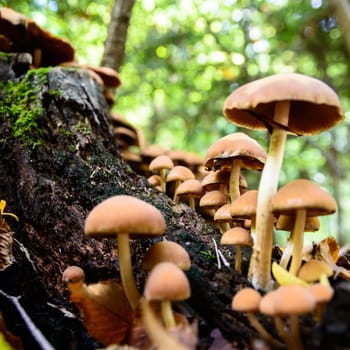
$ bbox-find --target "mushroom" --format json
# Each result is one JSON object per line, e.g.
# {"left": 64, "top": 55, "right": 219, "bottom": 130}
{"left": 223, "top": 72, "right": 344, "bottom": 290}
{"left": 231, "top": 287, "right": 282, "bottom": 347}
{"left": 166, "top": 165, "right": 195, "bottom": 201}
{"left": 271, "top": 179, "right": 337, "bottom": 276}
{"left": 144, "top": 262, "right": 191, "bottom": 329}
{"left": 199, "top": 190, "right": 229, "bottom": 219}
{"left": 149, "top": 155, "right": 174, "bottom": 192}
{"left": 204, "top": 132, "right": 266, "bottom": 204}
{"left": 213, "top": 203, "right": 234, "bottom": 233}
{"left": 142, "top": 240, "right": 191, "bottom": 272}
{"left": 140, "top": 297, "right": 189, "bottom": 350}
{"left": 298, "top": 259, "right": 333, "bottom": 285}
{"left": 84, "top": 195, "right": 166, "bottom": 309}
{"left": 0, "top": 7, "right": 75, "bottom": 67}
{"left": 174, "top": 179, "right": 204, "bottom": 211}
{"left": 308, "top": 283, "right": 334, "bottom": 320}
{"left": 62, "top": 266, "right": 132, "bottom": 345}
{"left": 221, "top": 227, "right": 253, "bottom": 274}
{"left": 272, "top": 285, "right": 315, "bottom": 350}
{"left": 276, "top": 215, "right": 320, "bottom": 269}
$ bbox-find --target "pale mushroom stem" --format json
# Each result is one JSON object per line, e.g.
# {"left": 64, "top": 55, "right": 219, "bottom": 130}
{"left": 273, "top": 315, "right": 295, "bottom": 350}
{"left": 246, "top": 312, "right": 283, "bottom": 348}
{"left": 117, "top": 233, "right": 140, "bottom": 309}
{"left": 140, "top": 298, "right": 188, "bottom": 350}
{"left": 173, "top": 180, "right": 181, "bottom": 201}
{"left": 188, "top": 196, "right": 196, "bottom": 211}
{"left": 289, "top": 209, "right": 307, "bottom": 276}
{"left": 289, "top": 314, "right": 304, "bottom": 350}
{"left": 159, "top": 169, "right": 167, "bottom": 192}
{"left": 235, "top": 245, "right": 242, "bottom": 273}
{"left": 161, "top": 300, "right": 176, "bottom": 328}
{"left": 280, "top": 236, "right": 294, "bottom": 269}
{"left": 250, "top": 101, "right": 290, "bottom": 291}
{"left": 229, "top": 159, "right": 242, "bottom": 203}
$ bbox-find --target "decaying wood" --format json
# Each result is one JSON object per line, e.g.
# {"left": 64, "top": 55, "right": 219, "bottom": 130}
{"left": 0, "top": 54, "right": 348, "bottom": 349}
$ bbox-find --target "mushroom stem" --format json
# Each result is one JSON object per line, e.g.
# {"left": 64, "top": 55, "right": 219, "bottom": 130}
{"left": 141, "top": 298, "right": 188, "bottom": 350}
{"left": 250, "top": 100, "right": 290, "bottom": 291}
{"left": 289, "top": 209, "right": 306, "bottom": 276}
{"left": 160, "top": 169, "right": 167, "bottom": 192}
{"left": 289, "top": 314, "right": 303, "bottom": 350}
{"left": 280, "top": 236, "right": 294, "bottom": 269}
{"left": 117, "top": 233, "right": 140, "bottom": 309}
{"left": 161, "top": 300, "right": 176, "bottom": 328}
{"left": 273, "top": 315, "right": 294, "bottom": 350}
{"left": 188, "top": 196, "right": 196, "bottom": 211}
{"left": 235, "top": 245, "right": 242, "bottom": 273}
{"left": 229, "top": 159, "right": 242, "bottom": 203}
{"left": 246, "top": 312, "right": 283, "bottom": 348}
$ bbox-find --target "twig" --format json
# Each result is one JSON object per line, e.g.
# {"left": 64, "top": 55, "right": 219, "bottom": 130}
{"left": 0, "top": 288, "right": 54, "bottom": 350}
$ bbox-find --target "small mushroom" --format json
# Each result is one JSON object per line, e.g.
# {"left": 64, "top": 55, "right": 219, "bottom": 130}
{"left": 149, "top": 155, "right": 174, "bottom": 192}
{"left": 174, "top": 179, "right": 204, "bottom": 211}
{"left": 231, "top": 287, "right": 282, "bottom": 347}
{"left": 271, "top": 179, "right": 337, "bottom": 276}
{"left": 142, "top": 240, "right": 191, "bottom": 272}
{"left": 144, "top": 262, "right": 191, "bottom": 329}
{"left": 221, "top": 227, "right": 253, "bottom": 274}
{"left": 204, "top": 132, "right": 266, "bottom": 203}
{"left": 84, "top": 195, "right": 166, "bottom": 309}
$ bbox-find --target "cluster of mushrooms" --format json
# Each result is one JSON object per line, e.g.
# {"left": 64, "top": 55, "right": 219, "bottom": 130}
{"left": 61, "top": 72, "right": 348, "bottom": 350}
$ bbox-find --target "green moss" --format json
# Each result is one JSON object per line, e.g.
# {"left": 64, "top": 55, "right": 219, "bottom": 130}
{"left": 0, "top": 68, "right": 53, "bottom": 149}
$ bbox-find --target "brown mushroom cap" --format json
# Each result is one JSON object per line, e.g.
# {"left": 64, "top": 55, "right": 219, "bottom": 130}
{"left": 84, "top": 195, "right": 166, "bottom": 239}
{"left": 298, "top": 259, "right": 333, "bottom": 282}
{"left": 276, "top": 214, "right": 320, "bottom": 232}
{"left": 175, "top": 179, "right": 204, "bottom": 198}
{"left": 309, "top": 283, "right": 334, "bottom": 304}
{"left": 220, "top": 227, "right": 253, "bottom": 247}
{"left": 273, "top": 285, "right": 315, "bottom": 315}
{"left": 62, "top": 265, "right": 85, "bottom": 284}
{"left": 199, "top": 190, "right": 229, "bottom": 210}
{"left": 144, "top": 262, "right": 191, "bottom": 302}
{"left": 231, "top": 287, "right": 261, "bottom": 312}
{"left": 166, "top": 165, "right": 195, "bottom": 183}
{"left": 142, "top": 240, "right": 191, "bottom": 271}
{"left": 223, "top": 72, "right": 344, "bottom": 135}
{"left": 271, "top": 179, "right": 337, "bottom": 217}
{"left": 231, "top": 190, "right": 258, "bottom": 219}
{"left": 149, "top": 155, "right": 174, "bottom": 173}
{"left": 204, "top": 132, "right": 266, "bottom": 171}
{"left": 214, "top": 203, "right": 233, "bottom": 222}
{"left": 0, "top": 7, "right": 75, "bottom": 66}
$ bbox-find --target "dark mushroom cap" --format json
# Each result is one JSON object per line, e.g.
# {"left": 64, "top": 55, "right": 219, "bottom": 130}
{"left": 223, "top": 72, "right": 344, "bottom": 135}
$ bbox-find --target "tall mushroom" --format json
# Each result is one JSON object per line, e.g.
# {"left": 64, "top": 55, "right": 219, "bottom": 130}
{"left": 204, "top": 132, "right": 266, "bottom": 204}
{"left": 223, "top": 73, "right": 344, "bottom": 290}
{"left": 84, "top": 195, "right": 166, "bottom": 309}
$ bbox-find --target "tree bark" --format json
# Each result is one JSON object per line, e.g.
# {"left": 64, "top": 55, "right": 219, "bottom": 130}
{"left": 101, "top": 0, "right": 136, "bottom": 71}
{"left": 0, "top": 55, "right": 256, "bottom": 349}
{"left": 0, "top": 55, "right": 348, "bottom": 350}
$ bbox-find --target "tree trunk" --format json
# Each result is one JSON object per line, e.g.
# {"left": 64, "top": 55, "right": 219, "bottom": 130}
{"left": 328, "top": 0, "right": 350, "bottom": 56}
{"left": 0, "top": 54, "right": 348, "bottom": 350}
{"left": 101, "top": 0, "right": 136, "bottom": 71}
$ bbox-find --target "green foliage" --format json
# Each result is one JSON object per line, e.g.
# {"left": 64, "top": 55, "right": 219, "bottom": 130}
{"left": 4, "top": 1, "right": 350, "bottom": 242}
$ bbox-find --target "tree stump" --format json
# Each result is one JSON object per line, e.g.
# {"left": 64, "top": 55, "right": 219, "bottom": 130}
{"left": 0, "top": 53, "right": 348, "bottom": 349}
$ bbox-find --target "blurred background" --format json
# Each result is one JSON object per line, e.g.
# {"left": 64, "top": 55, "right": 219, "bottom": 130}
{"left": 3, "top": 0, "right": 350, "bottom": 245}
